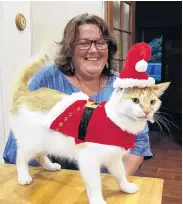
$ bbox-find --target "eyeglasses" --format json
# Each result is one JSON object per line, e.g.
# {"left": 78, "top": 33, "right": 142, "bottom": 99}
{"left": 76, "top": 38, "right": 108, "bottom": 50}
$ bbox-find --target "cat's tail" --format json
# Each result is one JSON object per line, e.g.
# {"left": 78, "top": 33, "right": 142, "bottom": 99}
{"left": 11, "top": 43, "right": 55, "bottom": 103}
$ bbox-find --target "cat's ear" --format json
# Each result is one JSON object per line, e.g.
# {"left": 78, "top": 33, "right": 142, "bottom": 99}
{"left": 152, "top": 82, "right": 170, "bottom": 97}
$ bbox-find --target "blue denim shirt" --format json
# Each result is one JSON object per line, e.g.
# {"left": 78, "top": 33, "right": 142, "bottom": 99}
{"left": 3, "top": 64, "right": 152, "bottom": 166}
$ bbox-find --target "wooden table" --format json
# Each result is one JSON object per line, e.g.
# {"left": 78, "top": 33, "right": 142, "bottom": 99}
{"left": 0, "top": 164, "right": 164, "bottom": 204}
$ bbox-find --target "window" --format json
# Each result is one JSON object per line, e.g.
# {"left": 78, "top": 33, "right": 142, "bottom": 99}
{"left": 105, "top": 1, "right": 136, "bottom": 72}
{"left": 141, "top": 28, "right": 163, "bottom": 82}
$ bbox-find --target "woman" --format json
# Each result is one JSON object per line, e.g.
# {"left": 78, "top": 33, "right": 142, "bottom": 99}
{"left": 3, "top": 13, "right": 152, "bottom": 176}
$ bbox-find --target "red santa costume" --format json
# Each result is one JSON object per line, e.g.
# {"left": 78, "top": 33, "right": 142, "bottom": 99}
{"left": 50, "top": 42, "right": 155, "bottom": 150}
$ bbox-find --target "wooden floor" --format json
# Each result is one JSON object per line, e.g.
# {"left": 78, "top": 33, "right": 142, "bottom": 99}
{"left": 138, "top": 132, "right": 182, "bottom": 204}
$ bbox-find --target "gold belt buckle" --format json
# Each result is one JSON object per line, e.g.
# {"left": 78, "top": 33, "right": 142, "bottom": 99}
{"left": 85, "top": 101, "right": 99, "bottom": 109}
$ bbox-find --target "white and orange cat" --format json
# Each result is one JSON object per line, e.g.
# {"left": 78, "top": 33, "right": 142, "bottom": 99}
{"left": 10, "top": 53, "right": 169, "bottom": 204}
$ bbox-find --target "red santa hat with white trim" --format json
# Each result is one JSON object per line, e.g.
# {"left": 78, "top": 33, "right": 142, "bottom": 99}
{"left": 113, "top": 42, "right": 155, "bottom": 89}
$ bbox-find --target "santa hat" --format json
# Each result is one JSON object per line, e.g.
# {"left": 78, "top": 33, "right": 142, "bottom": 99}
{"left": 113, "top": 42, "right": 155, "bottom": 89}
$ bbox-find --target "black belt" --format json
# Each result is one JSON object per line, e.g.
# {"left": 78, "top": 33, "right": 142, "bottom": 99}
{"left": 78, "top": 102, "right": 100, "bottom": 141}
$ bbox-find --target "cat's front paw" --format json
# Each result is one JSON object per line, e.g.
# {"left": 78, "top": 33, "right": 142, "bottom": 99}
{"left": 52, "top": 163, "right": 62, "bottom": 171}
{"left": 89, "top": 197, "right": 107, "bottom": 204}
{"left": 120, "top": 182, "right": 139, "bottom": 194}
{"left": 48, "top": 163, "right": 61, "bottom": 171}
{"left": 18, "top": 175, "right": 32, "bottom": 185}
{"left": 95, "top": 201, "right": 107, "bottom": 204}
{"left": 90, "top": 200, "right": 107, "bottom": 204}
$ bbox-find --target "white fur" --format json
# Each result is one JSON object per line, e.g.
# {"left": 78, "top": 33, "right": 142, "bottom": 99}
{"left": 113, "top": 76, "right": 155, "bottom": 89}
{"left": 42, "top": 92, "right": 89, "bottom": 128}
{"left": 135, "top": 59, "right": 148, "bottom": 72}
{"left": 11, "top": 89, "right": 160, "bottom": 204}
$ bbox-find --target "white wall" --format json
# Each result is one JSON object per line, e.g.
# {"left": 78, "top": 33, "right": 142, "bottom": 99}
{"left": 0, "top": 1, "right": 32, "bottom": 160}
{"left": 31, "top": 1, "right": 104, "bottom": 54}
{"left": 0, "top": 1, "right": 104, "bottom": 161}
{"left": 0, "top": 2, "right": 5, "bottom": 161}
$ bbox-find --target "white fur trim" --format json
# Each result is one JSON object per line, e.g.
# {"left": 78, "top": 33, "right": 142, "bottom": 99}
{"left": 41, "top": 92, "right": 89, "bottom": 128}
{"left": 113, "top": 77, "right": 155, "bottom": 88}
{"left": 135, "top": 59, "right": 148, "bottom": 72}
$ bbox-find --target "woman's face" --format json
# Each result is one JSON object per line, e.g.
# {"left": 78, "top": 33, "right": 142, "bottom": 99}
{"left": 72, "top": 24, "right": 108, "bottom": 78}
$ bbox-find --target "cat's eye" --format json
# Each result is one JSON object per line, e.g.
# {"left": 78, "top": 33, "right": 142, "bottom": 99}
{"left": 117, "top": 87, "right": 123, "bottom": 92}
{"left": 150, "top": 100, "right": 156, "bottom": 105}
{"left": 132, "top": 98, "right": 139, "bottom": 104}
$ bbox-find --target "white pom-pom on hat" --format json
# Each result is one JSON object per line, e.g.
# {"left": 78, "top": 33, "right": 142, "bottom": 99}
{"left": 135, "top": 59, "right": 148, "bottom": 72}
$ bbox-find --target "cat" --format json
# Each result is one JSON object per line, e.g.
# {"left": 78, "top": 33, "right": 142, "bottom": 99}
{"left": 10, "top": 53, "right": 170, "bottom": 204}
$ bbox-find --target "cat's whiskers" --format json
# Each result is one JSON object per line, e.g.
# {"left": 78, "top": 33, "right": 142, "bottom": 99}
{"left": 155, "top": 112, "right": 181, "bottom": 130}
{"left": 160, "top": 114, "right": 181, "bottom": 130}
{"left": 156, "top": 111, "right": 182, "bottom": 133}
{"left": 153, "top": 115, "right": 164, "bottom": 137}
{"left": 154, "top": 114, "right": 172, "bottom": 138}
{"left": 156, "top": 111, "right": 174, "bottom": 121}
{"left": 159, "top": 106, "right": 169, "bottom": 110}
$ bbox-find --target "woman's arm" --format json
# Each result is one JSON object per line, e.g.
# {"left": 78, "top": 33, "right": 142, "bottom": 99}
{"left": 123, "top": 153, "right": 144, "bottom": 176}
{"left": 123, "top": 124, "right": 152, "bottom": 176}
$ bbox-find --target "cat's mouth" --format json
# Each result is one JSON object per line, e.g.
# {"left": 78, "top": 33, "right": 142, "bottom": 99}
{"left": 125, "top": 114, "right": 148, "bottom": 121}
{"left": 137, "top": 116, "right": 147, "bottom": 120}
{"left": 118, "top": 112, "right": 148, "bottom": 121}
{"left": 138, "top": 116, "right": 155, "bottom": 123}
{"left": 122, "top": 113, "right": 137, "bottom": 121}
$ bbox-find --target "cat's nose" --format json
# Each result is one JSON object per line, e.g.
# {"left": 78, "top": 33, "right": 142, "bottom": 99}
{"left": 144, "top": 111, "right": 150, "bottom": 116}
